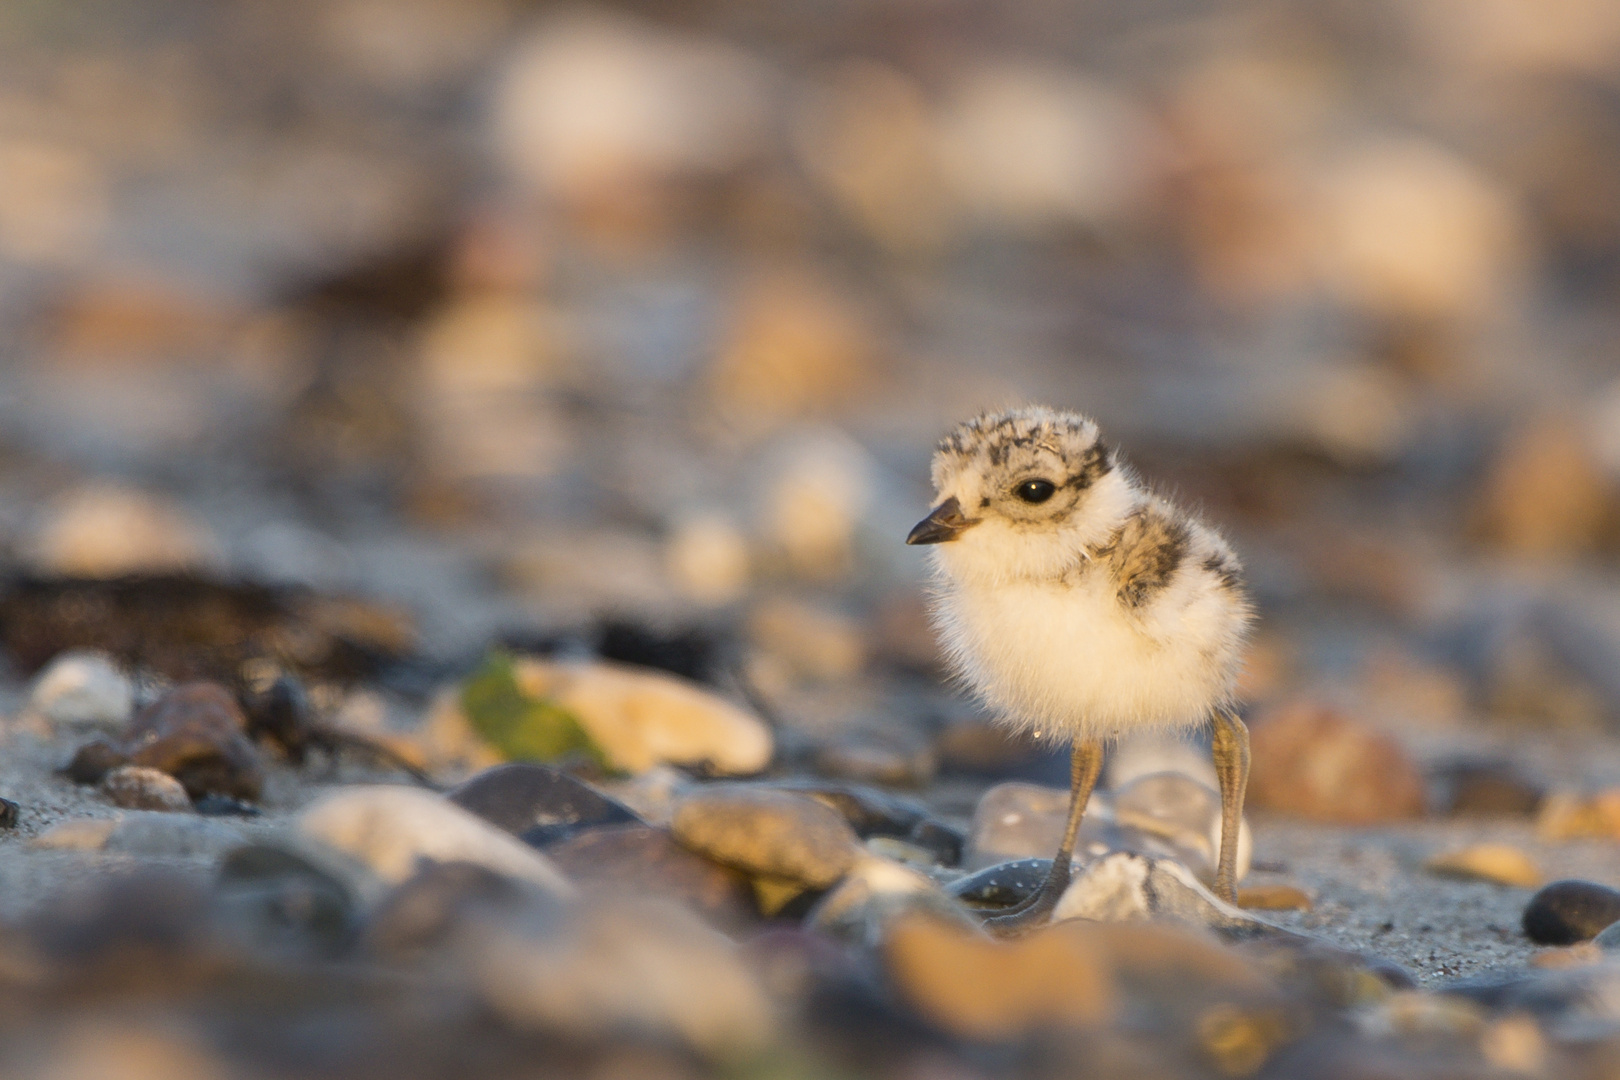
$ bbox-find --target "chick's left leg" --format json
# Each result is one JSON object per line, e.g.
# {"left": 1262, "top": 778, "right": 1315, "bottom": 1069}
{"left": 1210, "top": 707, "right": 1250, "bottom": 904}
{"left": 982, "top": 739, "right": 1103, "bottom": 937}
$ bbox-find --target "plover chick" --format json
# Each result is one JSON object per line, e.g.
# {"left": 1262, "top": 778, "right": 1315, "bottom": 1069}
{"left": 907, "top": 406, "right": 1253, "bottom": 932}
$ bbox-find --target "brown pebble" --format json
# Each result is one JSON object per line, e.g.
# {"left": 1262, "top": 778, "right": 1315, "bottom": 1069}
{"left": 1247, "top": 701, "right": 1425, "bottom": 824}
{"left": 1423, "top": 844, "right": 1542, "bottom": 888}
{"left": 1530, "top": 942, "right": 1603, "bottom": 969}
{"left": 100, "top": 765, "right": 192, "bottom": 812}
{"left": 1237, "top": 884, "right": 1314, "bottom": 911}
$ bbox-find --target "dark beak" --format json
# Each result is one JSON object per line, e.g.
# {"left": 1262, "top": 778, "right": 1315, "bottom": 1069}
{"left": 906, "top": 496, "right": 975, "bottom": 545}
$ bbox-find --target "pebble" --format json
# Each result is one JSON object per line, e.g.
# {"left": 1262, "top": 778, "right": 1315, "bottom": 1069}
{"left": 1593, "top": 922, "right": 1620, "bottom": 952}
{"left": 193, "top": 794, "right": 261, "bottom": 817}
{"left": 965, "top": 781, "right": 1112, "bottom": 871}
{"left": 28, "top": 650, "right": 133, "bottom": 727}
{"left": 100, "top": 764, "right": 192, "bottom": 812}
{"left": 862, "top": 835, "right": 939, "bottom": 868}
{"left": 365, "top": 860, "right": 548, "bottom": 958}
{"left": 812, "top": 732, "right": 936, "bottom": 788}
{"left": 1424, "top": 843, "right": 1542, "bottom": 888}
{"left": 476, "top": 657, "right": 772, "bottom": 776}
{"left": 748, "top": 595, "right": 867, "bottom": 681}
{"left": 1052, "top": 852, "right": 1269, "bottom": 938}
{"left": 543, "top": 823, "right": 754, "bottom": 928}
{"left": 30, "top": 817, "right": 119, "bottom": 851}
{"left": 0, "top": 797, "right": 16, "bottom": 829}
{"left": 1521, "top": 879, "right": 1620, "bottom": 945}
{"left": 297, "top": 786, "right": 575, "bottom": 898}
{"left": 25, "top": 482, "right": 221, "bottom": 577}
{"left": 1537, "top": 788, "right": 1620, "bottom": 841}
{"left": 218, "top": 840, "right": 373, "bottom": 956}
{"left": 471, "top": 897, "right": 774, "bottom": 1057}
{"left": 103, "top": 812, "right": 246, "bottom": 858}
{"left": 1431, "top": 759, "right": 1544, "bottom": 817}
{"left": 1237, "top": 884, "right": 1314, "bottom": 912}
{"left": 1246, "top": 701, "right": 1426, "bottom": 824}
{"left": 947, "top": 858, "right": 1053, "bottom": 909}
{"left": 884, "top": 913, "right": 1108, "bottom": 1040}
{"left": 671, "top": 786, "right": 860, "bottom": 889}
{"left": 807, "top": 855, "right": 978, "bottom": 948}
{"left": 1113, "top": 771, "right": 1253, "bottom": 886}
{"left": 764, "top": 778, "right": 931, "bottom": 837}
{"left": 446, "top": 762, "right": 641, "bottom": 846}
{"left": 66, "top": 682, "right": 265, "bottom": 801}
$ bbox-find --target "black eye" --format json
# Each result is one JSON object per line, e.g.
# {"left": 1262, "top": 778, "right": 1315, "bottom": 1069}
{"left": 1015, "top": 479, "right": 1056, "bottom": 504}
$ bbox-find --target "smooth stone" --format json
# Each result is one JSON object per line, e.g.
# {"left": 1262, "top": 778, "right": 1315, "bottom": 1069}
{"left": 863, "top": 835, "right": 939, "bottom": 868}
{"left": 1424, "top": 844, "right": 1542, "bottom": 888}
{"left": 964, "top": 781, "right": 1118, "bottom": 871}
{"left": 1052, "top": 852, "right": 1273, "bottom": 939}
{"left": 297, "top": 786, "right": 575, "bottom": 898}
{"left": 471, "top": 897, "right": 773, "bottom": 1056}
{"left": 101, "top": 765, "right": 192, "bottom": 812}
{"left": 1537, "top": 789, "right": 1620, "bottom": 841}
{"left": 489, "top": 657, "right": 773, "bottom": 776}
{"left": 77, "top": 682, "right": 265, "bottom": 801}
{"left": 813, "top": 732, "right": 936, "bottom": 788}
{"left": 0, "top": 798, "right": 16, "bottom": 828}
{"left": 807, "top": 855, "right": 978, "bottom": 948}
{"left": 671, "top": 786, "right": 860, "bottom": 888}
{"left": 948, "top": 858, "right": 1054, "bottom": 909}
{"left": 1246, "top": 701, "right": 1425, "bottom": 824}
{"left": 1522, "top": 880, "right": 1620, "bottom": 944}
{"left": 1238, "top": 884, "right": 1314, "bottom": 912}
{"left": 29, "top": 650, "right": 133, "bottom": 728}
{"left": 543, "top": 823, "right": 754, "bottom": 927}
{"left": 907, "top": 818, "right": 965, "bottom": 866}
{"left": 1113, "top": 771, "right": 1253, "bottom": 886}
{"left": 446, "top": 762, "right": 641, "bottom": 846}
{"left": 762, "top": 778, "right": 930, "bottom": 837}
{"left": 1432, "top": 759, "right": 1544, "bottom": 817}
{"left": 217, "top": 840, "right": 376, "bottom": 955}
{"left": 366, "top": 859, "right": 551, "bottom": 957}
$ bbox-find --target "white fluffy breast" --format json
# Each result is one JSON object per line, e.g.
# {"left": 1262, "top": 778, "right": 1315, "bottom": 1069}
{"left": 928, "top": 560, "right": 1245, "bottom": 740}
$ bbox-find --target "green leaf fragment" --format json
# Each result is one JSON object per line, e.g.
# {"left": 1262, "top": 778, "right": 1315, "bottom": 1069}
{"left": 459, "top": 652, "right": 604, "bottom": 765}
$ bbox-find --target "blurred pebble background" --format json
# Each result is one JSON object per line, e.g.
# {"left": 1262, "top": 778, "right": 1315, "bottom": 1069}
{"left": 1, "top": 0, "right": 1620, "bottom": 773}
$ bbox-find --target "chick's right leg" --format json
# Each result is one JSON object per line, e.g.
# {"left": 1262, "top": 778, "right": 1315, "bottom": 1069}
{"left": 981, "top": 738, "right": 1103, "bottom": 937}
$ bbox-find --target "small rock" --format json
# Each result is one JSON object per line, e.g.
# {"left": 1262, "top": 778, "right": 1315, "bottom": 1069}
{"left": 100, "top": 765, "right": 191, "bottom": 812}
{"left": 964, "top": 781, "right": 1117, "bottom": 871}
{"left": 813, "top": 731, "right": 936, "bottom": 788}
{"left": 1246, "top": 701, "right": 1426, "bottom": 824}
{"left": 74, "top": 682, "right": 264, "bottom": 801}
{"left": 30, "top": 817, "right": 119, "bottom": 851}
{"left": 218, "top": 840, "right": 375, "bottom": 955}
{"left": 863, "top": 836, "right": 939, "bottom": 867}
{"left": 25, "top": 482, "right": 221, "bottom": 577}
{"left": 1473, "top": 415, "right": 1616, "bottom": 558}
{"left": 0, "top": 798, "right": 16, "bottom": 828}
{"left": 458, "top": 657, "right": 772, "bottom": 776}
{"left": 471, "top": 898, "right": 774, "bottom": 1057}
{"left": 907, "top": 818, "right": 966, "bottom": 866}
{"left": 1593, "top": 922, "right": 1620, "bottom": 952}
{"left": 63, "top": 738, "right": 131, "bottom": 784}
{"left": 884, "top": 913, "right": 1106, "bottom": 1040}
{"left": 28, "top": 650, "right": 133, "bottom": 727}
{"left": 1356, "top": 990, "right": 1485, "bottom": 1039}
{"left": 808, "top": 855, "right": 978, "bottom": 948}
{"left": 297, "top": 786, "right": 575, "bottom": 898}
{"left": 1538, "top": 788, "right": 1620, "bottom": 840}
{"left": 671, "top": 786, "right": 860, "bottom": 888}
{"left": 1113, "top": 771, "right": 1253, "bottom": 887}
{"left": 764, "top": 778, "right": 932, "bottom": 837}
{"left": 948, "top": 858, "right": 1053, "bottom": 909}
{"left": 365, "top": 860, "right": 547, "bottom": 958}
{"left": 543, "top": 823, "right": 754, "bottom": 928}
{"left": 1424, "top": 844, "right": 1542, "bottom": 888}
{"left": 1530, "top": 942, "right": 1604, "bottom": 969}
{"left": 1522, "top": 880, "right": 1620, "bottom": 944}
{"left": 1237, "top": 884, "right": 1314, "bottom": 912}
{"left": 446, "top": 762, "right": 641, "bottom": 847}
{"left": 1431, "top": 759, "right": 1544, "bottom": 817}
{"left": 1052, "top": 852, "right": 1271, "bottom": 939}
